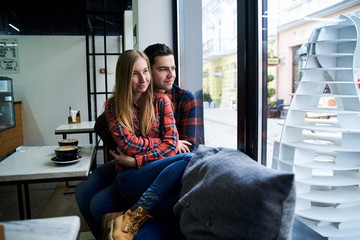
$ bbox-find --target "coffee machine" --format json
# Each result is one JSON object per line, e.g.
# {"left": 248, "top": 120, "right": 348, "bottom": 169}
{"left": 0, "top": 76, "right": 15, "bottom": 132}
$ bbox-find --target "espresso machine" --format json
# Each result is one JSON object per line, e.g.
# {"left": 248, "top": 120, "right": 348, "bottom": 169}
{"left": 0, "top": 76, "right": 15, "bottom": 132}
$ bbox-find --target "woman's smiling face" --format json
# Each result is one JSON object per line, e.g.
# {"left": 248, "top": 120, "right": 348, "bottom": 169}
{"left": 132, "top": 57, "right": 151, "bottom": 102}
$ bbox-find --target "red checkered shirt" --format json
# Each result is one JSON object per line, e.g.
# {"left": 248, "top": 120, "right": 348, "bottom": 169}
{"left": 165, "top": 84, "right": 197, "bottom": 151}
{"left": 105, "top": 92, "right": 178, "bottom": 169}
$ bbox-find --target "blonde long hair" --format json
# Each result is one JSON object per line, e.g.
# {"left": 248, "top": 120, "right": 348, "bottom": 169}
{"left": 112, "top": 50, "right": 155, "bottom": 136}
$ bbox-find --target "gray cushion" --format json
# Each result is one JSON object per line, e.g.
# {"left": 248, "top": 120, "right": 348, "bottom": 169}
{"left": 174, "top": 145, "right": 295, "bottom": 240}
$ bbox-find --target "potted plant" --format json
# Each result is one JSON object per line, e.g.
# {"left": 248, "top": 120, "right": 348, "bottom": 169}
{"left": 203, "top": 92, "right": 213, "bottom": 108}
{"left": 267, "top": 74, "right": 277, "bottom": 117}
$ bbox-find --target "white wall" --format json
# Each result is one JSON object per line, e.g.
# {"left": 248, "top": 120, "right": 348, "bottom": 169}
{"left": 177, "top": 0, "right": 203, "bottom": 94}
{"left": 133, "top": 0, "right": 173, "bottom": 51}
{"left": 124, "top": 10, "right": 134, "bottom": 50}
{"left": 1, "top": 36, "right": 89, "bottom": 146}
{"left": 133, "top": 0, "right": 202, "bottom": 95}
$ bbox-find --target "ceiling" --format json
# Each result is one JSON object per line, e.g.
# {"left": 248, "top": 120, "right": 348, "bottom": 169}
{"left": 0, "top": 0, "right": 132, "bottom": 36}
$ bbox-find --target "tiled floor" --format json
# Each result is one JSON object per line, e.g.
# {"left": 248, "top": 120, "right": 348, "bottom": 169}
{"left": 79, "top": 231, "right": 96, "bottom": 240}
{"left": 0, "top": 182, "right": 57, "bottom": 221}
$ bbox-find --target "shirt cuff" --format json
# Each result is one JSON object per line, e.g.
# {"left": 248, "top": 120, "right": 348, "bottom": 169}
{"left": 134, "top": 155, "right": 142, "bottom": 168}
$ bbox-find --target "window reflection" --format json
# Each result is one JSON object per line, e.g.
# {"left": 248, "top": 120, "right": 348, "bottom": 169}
{"left": 202, "top": 0, "right": 237, "bottom": 149}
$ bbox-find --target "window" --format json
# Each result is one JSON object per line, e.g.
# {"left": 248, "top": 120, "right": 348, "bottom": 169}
{"left": 201, "top": 0, "right": 238, "bottom": 149}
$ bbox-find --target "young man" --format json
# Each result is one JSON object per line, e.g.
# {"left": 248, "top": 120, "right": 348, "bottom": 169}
{"left": 143, "top": 43, "right": 198, "bottom": 153}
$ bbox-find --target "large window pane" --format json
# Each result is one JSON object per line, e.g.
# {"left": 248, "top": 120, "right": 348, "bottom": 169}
{"left": 202, "top": 0, "right": 237, "bottom": 150}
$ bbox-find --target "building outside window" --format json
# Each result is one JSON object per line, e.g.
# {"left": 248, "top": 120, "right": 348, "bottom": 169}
{"left": 202, "top": 0, "right": 360, "bottom": 166}
{"left": 202, "top": 0, "right": 238, "bottom": 150}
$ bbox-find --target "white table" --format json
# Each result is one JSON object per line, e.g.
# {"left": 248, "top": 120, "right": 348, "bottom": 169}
{"left": 55, "top": 121, "right": 97, "bottom": 169}
{"left": 0, "top": 216, "right": 80, "bottom": 240}
{"left": 54, "top": 121, "right": 96, "bottom": 142}
{"left": 0, "top": 145, "right": 96, "bottom": 219}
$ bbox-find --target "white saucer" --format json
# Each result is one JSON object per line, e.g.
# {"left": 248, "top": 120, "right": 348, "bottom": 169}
{"left": 51, "top": 155, "right": 82, "bottom": 165}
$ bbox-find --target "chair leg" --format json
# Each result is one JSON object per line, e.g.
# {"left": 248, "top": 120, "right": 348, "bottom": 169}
{"left": 104, "top": 145, "right": 109, "bottom": 163}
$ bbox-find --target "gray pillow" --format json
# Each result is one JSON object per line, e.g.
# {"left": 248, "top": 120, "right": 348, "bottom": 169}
{"left": 174, "top": 145, "right": 295, "bottom": 240}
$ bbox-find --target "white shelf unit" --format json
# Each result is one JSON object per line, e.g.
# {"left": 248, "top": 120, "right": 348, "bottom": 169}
{"left": 272, "top": 15, "right": 360, "bottom": 239}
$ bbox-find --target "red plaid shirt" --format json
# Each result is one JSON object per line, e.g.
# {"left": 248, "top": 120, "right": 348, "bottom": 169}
{"left": 165, "top": 84, "right": 197, "bottom": 151}
{"left": 105, "top": 92, "right": 178, "bottom": 169}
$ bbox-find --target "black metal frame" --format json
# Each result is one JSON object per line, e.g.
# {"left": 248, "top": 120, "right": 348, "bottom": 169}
{"left": 261, "top": 0, "right": 268, "bottom": 165}
{"left": 172, "top": 0, "right": 179, "bottom": 85}
{"left": 237, "top": 0, "right": 267, "bottom": 163}
{"left": 85, "top": 0, "right": 123, "bottom": 123}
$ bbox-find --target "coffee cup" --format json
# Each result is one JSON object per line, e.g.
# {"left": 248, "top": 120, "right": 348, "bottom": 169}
{"left": 55, "top": 145, "right": 78, "bottom": 159}
{"left": 58, "top": 138, "right": 78, "bottom": 146}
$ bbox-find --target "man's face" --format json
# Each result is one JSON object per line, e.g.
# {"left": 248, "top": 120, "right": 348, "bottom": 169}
{"left": 151, "top": 55, "right": 176, "bottom": 92}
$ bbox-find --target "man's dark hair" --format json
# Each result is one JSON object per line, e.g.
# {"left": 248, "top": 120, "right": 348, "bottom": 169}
{"left": 143, "top": 43, "right": 174, "bottom": 66}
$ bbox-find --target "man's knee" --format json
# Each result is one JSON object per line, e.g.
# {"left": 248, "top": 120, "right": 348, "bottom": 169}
{"left": 89, "top": 196, "right": 106, "bottom": 222}
{"left": 75, "top": 181, "right": 88, "bottom": 208}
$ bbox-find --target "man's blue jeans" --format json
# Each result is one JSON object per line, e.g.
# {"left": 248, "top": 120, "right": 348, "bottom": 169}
{"left": 76, "top": 153, "right": 193, "bottom": 240}
{"left": 75, "top": 160, "right": 130, "bottom": 240}
{"left": 116, "top": 153, "right": 193, "bottom": 215}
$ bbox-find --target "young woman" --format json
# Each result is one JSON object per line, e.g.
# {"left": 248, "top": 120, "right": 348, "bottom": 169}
{"left": 75, "top": 50, "right": 193, "bottom": 240}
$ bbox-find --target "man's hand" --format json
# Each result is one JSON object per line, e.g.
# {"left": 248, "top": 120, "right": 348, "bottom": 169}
{"left": 177, "top": 140, "right": 192, "bottom": 153}
{"left": 110, "top": 148, "right": 137, "bottom": 168}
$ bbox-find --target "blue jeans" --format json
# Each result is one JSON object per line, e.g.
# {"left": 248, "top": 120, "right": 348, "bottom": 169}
{"left": 75, "top": 160, "right": 131, "bottom": 240}
{"left": 76, "top": 153, "right": 193, "bottom": 240}
{"left": 116, "top": 153, "right": 193, "bottom": 217}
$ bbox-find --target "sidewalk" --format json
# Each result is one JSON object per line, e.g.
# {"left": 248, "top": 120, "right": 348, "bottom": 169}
{"left": 203, "top": 108, "right": 283, "bottom": 167}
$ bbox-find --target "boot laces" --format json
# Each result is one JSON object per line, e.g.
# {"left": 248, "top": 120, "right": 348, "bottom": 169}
{"left": 128, "top": 214, "right": 153, "bottom": 234}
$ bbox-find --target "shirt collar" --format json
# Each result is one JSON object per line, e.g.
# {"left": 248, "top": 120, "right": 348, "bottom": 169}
{"left": 165, "top": 89, "right": 173, "bottom": 101}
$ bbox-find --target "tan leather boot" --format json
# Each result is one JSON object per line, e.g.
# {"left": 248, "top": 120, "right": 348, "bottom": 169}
{"left": 112, "top": 206, "right": 152, "bottom": 240}
{"left": 102, "top": 212, "right": 124, "bottom": 240}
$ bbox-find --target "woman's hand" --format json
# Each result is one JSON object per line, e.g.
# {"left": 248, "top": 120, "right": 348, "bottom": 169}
{"left": 110, "top": 148, "right": 137, "bottom": 168}
{"left": 177, "top": 140, "right": 192, "bottom": 153}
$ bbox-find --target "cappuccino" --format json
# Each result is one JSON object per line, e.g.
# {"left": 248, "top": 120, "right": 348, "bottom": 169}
{"left": 59, "top": 139, "right": 77, "bottom": 143}
{"left": 56, "top": 146, "right": 77, "bottom": 151}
